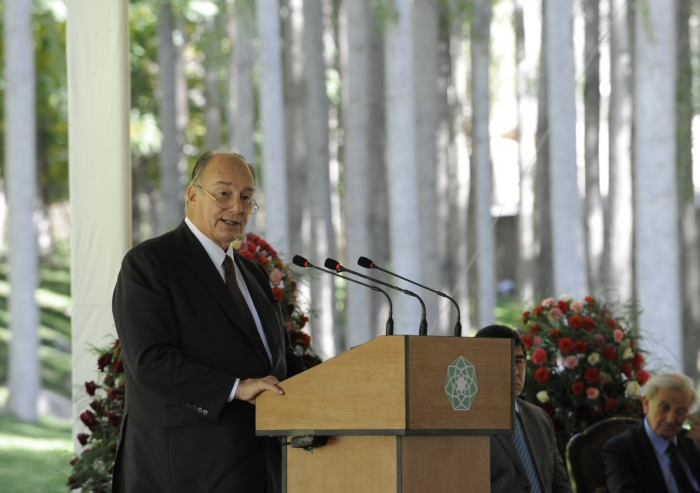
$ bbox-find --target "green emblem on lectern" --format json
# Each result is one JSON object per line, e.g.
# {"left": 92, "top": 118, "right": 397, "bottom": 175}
{"left": 445, "top": 356, "right": 478, "bottom": 410}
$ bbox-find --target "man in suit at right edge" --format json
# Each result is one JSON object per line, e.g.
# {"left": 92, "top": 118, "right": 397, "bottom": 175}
{"left": 603, "top": 372, "right": 700, "bottom": 493}
{"left": 475, "top": 325, "right": 573, "bottom": 493}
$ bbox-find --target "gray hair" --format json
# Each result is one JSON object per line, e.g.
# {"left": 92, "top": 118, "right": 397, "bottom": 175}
{"left": 185, "top": 150, "right": 257, "bottom": 214}
{"left": 641, "top": 372, "right": 699, "bottom": 413}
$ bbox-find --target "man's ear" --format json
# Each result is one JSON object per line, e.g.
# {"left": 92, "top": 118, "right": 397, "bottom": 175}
{"left": 186, "top": 185, "right": 197, "bottom": 209}
{"left": 642, "top": 395, "right": 649, "bottom": 414}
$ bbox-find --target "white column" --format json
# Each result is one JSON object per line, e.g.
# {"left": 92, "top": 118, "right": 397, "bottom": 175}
{"left": 66, "top": 0, "right": 131, "bottom": 446}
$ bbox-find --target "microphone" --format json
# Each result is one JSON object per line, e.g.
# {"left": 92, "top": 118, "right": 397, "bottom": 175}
{"left": 358, "top": 256, "right": 462, "bottom": 337}
{"left": 292, "top": 255, "right": 395, "bottom": 335}
{"left": 324, "top": 258, "right": 428, "bottom": 336}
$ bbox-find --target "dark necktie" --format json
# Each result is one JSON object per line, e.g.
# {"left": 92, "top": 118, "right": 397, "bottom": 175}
{"left": 667, "top": 441, "right": 699, "bottom": 493}
{"left": 223, "top": 256, "right": 261, "bottom": 347}
{"left": 512, "top": 413, "right": 543, "bottom": 493}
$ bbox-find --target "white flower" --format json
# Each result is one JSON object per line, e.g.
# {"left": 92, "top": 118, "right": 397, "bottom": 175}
{"left": 587, "top": 352, "right": 601, "bottom": 365}
{"left": 232, "top": 239, "right": 242, "bottom": 250}
{"left": 560, "top": 293, "right": 574, "bottom": 302}
{"left": 622, "top": 347, "right": 633, "bottom": 360}
{"left": 536, "top": 391, "right": 550, "bottom": 403}
{"left": 626, "top": 381, "right": 642, "bottom": 399}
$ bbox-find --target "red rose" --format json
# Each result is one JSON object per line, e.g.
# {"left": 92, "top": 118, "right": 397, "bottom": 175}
{"left": 90, "top": 399, "right": 100, "bottom": 412}
{"left": 77, "top": 433, "right": 89, "bottom": 446}
{"left": 534, "top": 367, "right": 550, "bottom": 383}
{"left": 299, "top": 315, "right": 308, "bottom": 329}
{"left": 572, "top": 382, "right": 585, "bottom": 396}
{"left": 107, "top": 412, "right": 121, "bottom": 427}
{"left": 569, "top": 315, "right": 583, "bottom": 329}
{"left": 85, "top": 381, "right": 97, "bottom": 396}
{"left": 558, "top": 338, "right": 575, "bottom": 353}
{"left": 606, "top": 318, "right": 616, "bottom": 328}
{"left": 621, "top": 363, "right": 633, "bottom": 378}
{"left": 272, "top": 287, "right": 284, "bottom": 301}
{"left": 575, "top": 341, "right": 589, "bottom": 354}
{"left": 114, "top": 358, "right": 124, "bottom": 373}
{"left": 108, "top": 386, "right": 125, "bottom": 401}
{"left": 70, "top": 456, "right": 79, "bottom": 466}
{"left": 531, "top": 348, "right": 547, "bottom": 365}
{"left": 529, "top": 323, "right": 541, "bottom": 334}
{"left": 603, "top": 347, "right": 617, "bottom": 360}
{"left": 256, "top": 255, "right": 270, "bottom": 269}
{"left": 533, "top": 306, "right": 543, "bottom": 317}
{"left": 240, "top": 250, "right": 255, "bottom": 260}
{"left": 632, "top": 352, "right": 645, "bottom": 369}
{"left": 97, "top": 352, "right": 113, "bottom": 371}
{"left": 301, "top": 332, "right": 311, "bottom": 344}
{"left": 585, "top": 367, "right": 600, "bottom": 384}
{"left": 585, "top": 296, "right": 595, "bottom": 304}
{"left": 556, "top": 300, "right": 569, "bottom": 312}
{"left": 636, "top": 369, "right": 650, "bottom": 385}
{"left": 582, "top": 317, "right": 596, "bottom": 332}
{"left": 112, "top": 339, "right": 121, "bottom": 349}
{"left": 550, "top": 329, "right": 562, "bottom": 339}
{"left": 604, "top": 398, "right": 617, "bottom": 411}
{"left": 522, "top": 335, "right": 534, "bottom": 350}
{"left": 80, "top": 410, "right": 97, "bottom": 430}
{"left": 522, "top": 311, "right": 531, "bottom": 324}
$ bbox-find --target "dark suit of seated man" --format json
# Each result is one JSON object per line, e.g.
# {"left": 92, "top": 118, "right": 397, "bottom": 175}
{"left": 475, "top": 325, "right": 573, "bottom": 493}
{"left": 111, "top": 151, "right": 306, "bottom": 493}
{"left": 603, "top": 372, "right": 700, "bottom": 493}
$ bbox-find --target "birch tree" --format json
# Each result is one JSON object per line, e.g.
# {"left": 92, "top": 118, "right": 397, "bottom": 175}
{"left": 634, "top": 0, "right": 682, "bottom": 369}
{"left": 471, "top": 0, "right": 496, "bottom": 328}
{"left": 545, "top": 0, "right": 588, "bottom": 298}
{"left": 4, "top": 0, "right": 40, "bottom": 422}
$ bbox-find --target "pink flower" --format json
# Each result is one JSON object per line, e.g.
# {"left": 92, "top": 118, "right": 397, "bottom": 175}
{"left": 564, "top": 355, "right": 579, "bottom": 369}
{"left": 613, "top": 329, "right": 625, "bottom": 342}
{"left": 533, "top": 336, "right": 542, "bottom": 346}
{"left": 571, "top": 301, "right": 583, "bottom": 313}
{"left": 269, "top": 268, "right": 283, "bottom": 287}
{"left": 541, "top": 297, "right": 555, "bottom": 307}
{"left": 531, "top": 348, "right": 547, "bottom": 365}
{"left": 586, "top": 387, "right": 600, "bottom": 399}
{"left": 548, "top": 307, "right": 563, "bottom": 321}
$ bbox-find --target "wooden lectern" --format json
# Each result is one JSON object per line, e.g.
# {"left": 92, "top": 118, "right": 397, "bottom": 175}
{"left": 257, "top": 336, "right": 514, "bottom": 493}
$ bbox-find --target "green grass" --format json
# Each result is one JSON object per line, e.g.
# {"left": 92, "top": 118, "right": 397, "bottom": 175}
{"left": 0, "top": 413, "right": 73, "bottom": 493}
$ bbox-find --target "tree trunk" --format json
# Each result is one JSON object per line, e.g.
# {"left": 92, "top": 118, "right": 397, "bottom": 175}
{"left": 471, "top": 0, "right": 496, "bottom": 328}
{"left": 304, "top": 0, "right": 338, "bottom": 358}
{"left": 204, "top": 15, "right": 223, "bottom": 151}
{"left": 605, "top": 0, "right": 634, "bottom": 304}
{"left": 256, "top": 0, "right": 289, "bottom": 254}
{"left": 4, "top": 0, "right": 40, "bottom": 422}
{"left": 412, "top": 0, "right": 442, "bottom": 331}
{"left": 634, "top": 0, "right": 682, "bottom": 369}
{"left": 545, "top": 0, "right": 588, "bottom": 298}
{"left": 584, "top": 0, "right": 603, "bottom": 294}
{"left": 676, "top": 0, "right": 700, "bottom": 381}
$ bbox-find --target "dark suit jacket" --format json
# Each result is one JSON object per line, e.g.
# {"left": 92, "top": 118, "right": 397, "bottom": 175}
{"left": 489, "top": 399, "right": 573, "bottom": 493}
{"left": 603, "top": 421, "right": 700, "bottom": 493}
{"left": 111, "top": 221, "right": 305, "bottom": 493}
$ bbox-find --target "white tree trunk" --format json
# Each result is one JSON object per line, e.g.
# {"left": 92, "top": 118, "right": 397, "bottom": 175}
{"left": 605, "top": 0, "right": 634, "bottom": 303}
{"left": 384, "top": 0, "right": 422, "bottom": 334}
{"left": 634, "top": 0, "right": 682, "bottom": 370}
{"left": 545, "top": 0, "right": 588, "bottom": 298}
{"left": 472, "top": 0, "right": 496, "bottom": 328}
{"left": 256, "top": 0, "right": 289, "bottom": 254}
{"left": 228, "top": 0, "right": 255, "bottom": 162}
{"left": 4, "top": 0, "right": 40, "bottom": 422}
{"left": 340, "top": 0, "right": 374, "bottom": 347}
{"left": 412, "top": 0, "right": 442, "bottom": 332}
{"left": 304, "top": 0, "right": 338, "bottom": 358}
{"left": 204, "top": 15, "right": 223, "bottom": 151}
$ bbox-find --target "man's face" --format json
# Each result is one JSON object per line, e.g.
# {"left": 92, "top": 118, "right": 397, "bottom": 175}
{"left": 642, "top": 387, "right": 693, "bottom": 439}
{"left": 187, "top": 156, "right": 255, "bottom": 249}
{"left": 514, "top": 345, "right": 526, "bottom": 397}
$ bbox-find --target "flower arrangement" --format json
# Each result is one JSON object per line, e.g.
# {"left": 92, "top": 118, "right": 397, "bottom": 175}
{"left": 519, "top": 295, "right": 647, "bottom": 454}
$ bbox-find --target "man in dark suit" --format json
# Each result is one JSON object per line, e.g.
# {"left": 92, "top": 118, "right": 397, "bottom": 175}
{"left": 475, "top": 325, "right": 573, "bottom": 493}
{"left": 111, "top": 151, "right": 306, "bottom": 493}
{"left": 603, "top": 372, "right": 700, "bottom": 493}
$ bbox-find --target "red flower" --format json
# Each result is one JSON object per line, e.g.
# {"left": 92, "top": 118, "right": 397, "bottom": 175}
{"left": 80, "top": 410, "right": 97, "bottom": 430}
{"left": 636, "top": 369, "right": 650, "bottom": 385}
{"left": 534, "top": 367, "right": 550, "bottom": 383}
{"left": 108, "top": 386, "right": 125, "bottom": 401}
{"left": 97, "top": 352, "right": 113, "bottom": 371}
{"left": 107, "top": 412, "right": 121, "bottom": 427}
{"left": 585, "top": 296, "right": 595, "bottom": 305}
{"left": 532, "top": 348, "right": 547, "bottom": 365}
{"left": 299, "top": 315, "right": 308, "bottom": 329}
{"left": 558, "top": 338, "right": 575, "bottom": 353}
{"left": 556, "top": 300, "right": 569, "bottom": 312}
{"left": 585, "top": 367, "right": 600, "bottom": 384}
{"left": 114, "top": 358, "right": 124, "bottom": 373}
{"left": 240, "top": 250, "right": 255, "bottom": 260}
{"left": 606, "top": 318, "right": 616, "bottom": 328}
{"left": 533, "top": 306, "right": 543, "bottom": 317}
{"left": 272, "top": 287, "right": 284, "bottom": 301}
{"left": 569, "top": 315, "right": 583, "bottom": 329}
{"left": 70, "top": 457, "right": 79, "bottom": 466}
{"left": 85, "top": 381, "right": 97, "bottom": 396}
{"left": 575, "top": 341, "right": 589, "bottom": 354}
{"left": 77, "top": 433, "right": 89, "bottom": 446}
{"left": 256, "top": 255, "right": 270, "bottom": 269}
{"left": 550, "top": 329, "right": 562, "bottom": 339}
{"left": 529, "top": 323, "right": 541, "bottom": 334}
{"left": 603, "top": 347, "right": 617, "bottom": 360}
{"left": 522, "top": 335, "right": 534, "bottom": 350}
{"left": 572, "top": 382, "right": 585, "bottom": 396}
{"left": 582, "top": 317, "right": 596, "bottom": 332}
{"left": 632, "top": 352, "right": 645, "bottom": 369}
{"left": 112, "top": 339, "right": 121, "bottom": 350}
{"left": 522, "top": 311, "right": 531, "bottom": 324}
{"left": 621, "top": 363, "right": 633, "bottom": 378}
{"left": 604, "top": 398, "right": 617, "bottom": 411}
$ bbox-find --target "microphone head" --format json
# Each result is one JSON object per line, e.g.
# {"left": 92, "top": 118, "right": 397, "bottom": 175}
{"left": 357, "top": 256, "right": 375, "bottom": 269}
{"left": 292, "top": 255, "right": 310, "bottom": 268}
{"left": 324, "top": 258, "right": 343, "bottom": 272}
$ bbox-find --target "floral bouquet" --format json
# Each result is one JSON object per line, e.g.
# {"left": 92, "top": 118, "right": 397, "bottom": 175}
{"left": 520, "top": 295, "right": 647, "bottom": 454}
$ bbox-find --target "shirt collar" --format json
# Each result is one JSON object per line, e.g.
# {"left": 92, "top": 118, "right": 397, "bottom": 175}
{"left": 184, "top": 217, "right": 234, "bottom": 268}
{"left": 644, "top": 416, "right": 677, "bottom": 454}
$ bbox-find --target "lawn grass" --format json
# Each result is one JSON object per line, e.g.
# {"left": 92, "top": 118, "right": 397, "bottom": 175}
{"left": 0, "top": 413, "right": 73, "bottom": 493}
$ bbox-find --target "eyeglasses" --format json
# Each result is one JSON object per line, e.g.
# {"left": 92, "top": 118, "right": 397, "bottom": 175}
{"left": 197, "top": 185, "right": 259, "bottom": 214}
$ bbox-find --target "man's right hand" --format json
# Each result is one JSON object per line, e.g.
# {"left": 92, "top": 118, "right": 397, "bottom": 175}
{"left": 235, "top": 375, "right": 284, "bottom": 404}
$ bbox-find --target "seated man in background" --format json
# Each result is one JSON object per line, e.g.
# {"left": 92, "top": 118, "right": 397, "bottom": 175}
{"left": 474, "top": 325, "right": 573, "bottom": 493}
{"left": 603, "top": 372, "right": 700, "bottom": 493}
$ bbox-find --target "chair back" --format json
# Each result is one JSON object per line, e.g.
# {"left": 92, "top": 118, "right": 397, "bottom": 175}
{"left": 566, "top": 416, "right": 640, "bottom": 493}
